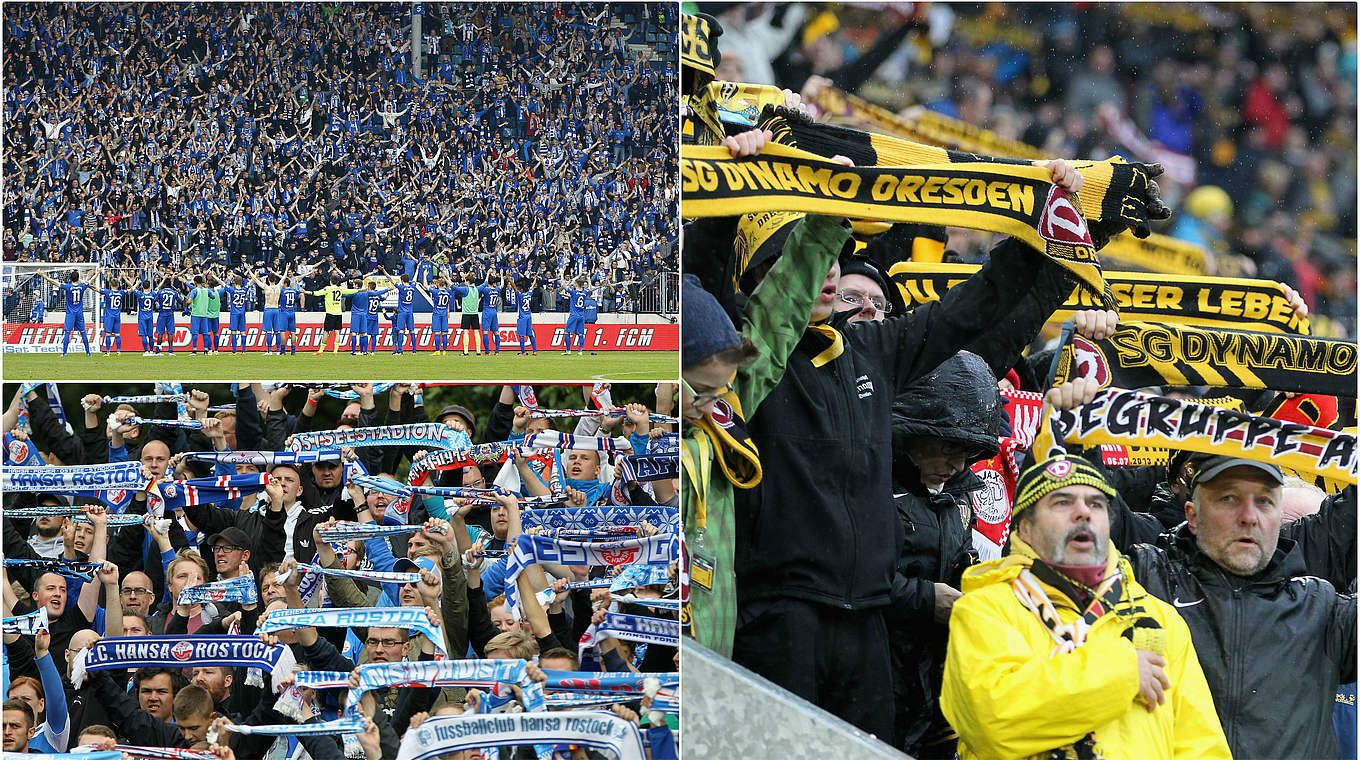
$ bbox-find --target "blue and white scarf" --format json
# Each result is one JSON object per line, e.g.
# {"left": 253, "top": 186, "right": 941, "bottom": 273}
{"left": 223, "top": 715, "right": 365, "bottom": 737}
{"left": 277, "top": 563, "right": 421, "bottom": 587}
{"left": 520, "top": 506, "right": 680, "bottom": 532}
{"left": 125, "top": 417, "right": 204, "bottom": 430}
{"left": 316, "top": 382, "right": 395, "bottom": 400}
{"left": 71, "top": 635, "right": 294, "bottom": 690}
{"left": 288, "top": 424, "right": 472, "bottom": 452}
{"left": 597, "top": 612, "right": 680, "bottom": 647}
{"left": 3, "top": 506, "right": 86, "bottom": 519}
{"left": 177, "top": 574, "right": 259, "bottom": 606}
{"left": 75, "top": 513, "right": 172, "bottom": 531}
{"left": 3, "top": 559, "right": 103, "bottom": 581}
{"left": 2, "top": 607, "right": 49, "bottom": 635}
{"left": 102, "top": 393, "right": 189, "bottom": 406}
{"left": 2, "top": 461, "right": 147, "bottom": 493}
{"left": 511, "top": 385, "right": 538, "bottom": 408}
{"left": 4, "top": 431, "right": 46, "bottom": 466}
{"left": 609, "top": 594, "right": 681, "bottom": 612}
{"left": 184, "top": 450, "right": 343, "bottom": 466}
{"left": 527, "top": 408, "right": 679, "bottom": 424}
{"left": 395, "top": 712, "right": 647, "bottom": 760}
{"left": 609, "top": 564, "right": 671, "bottom": 592}
{"left": 317, "top": 521, "right": 439, "bottom": 542}
{"left": 259, "top": 607, "right": 446, "bottom": 657}
{"left": 503, "top": 533, "right": 679, "bottom": 618}
{"left": 616, "top": 453, "right": 679, "bottom": 483}
{"left": 522, "top": 431, "right": 632, "bottom": 452}
{"left": 539, "top": 670, "right": 679, "bottom": 695}
{"left": 351, "top": 659, "right": 545, "bottom": 714}
{"left": 153, "top": 473, "right": 271, "bottom": 512}
{"left": 23, "top": 752, "right": 121, "bottom": 760}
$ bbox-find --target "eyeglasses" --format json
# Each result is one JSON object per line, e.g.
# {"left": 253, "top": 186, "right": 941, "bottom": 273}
{"left": 365, "top": 638, "right": 406, "bottom": 648}
{"left": 211, "top": 544, "right": 245, "bottom": 553}
{"left": 121, "top": 587, "right": 154, "bottom": 596}
{"left": 837, "top": 289, "right": 891, "bottom": 314}
{"left": 681, "top": 376, "right": 734, "bottom": 407}
{"left": 464, "top": 478, "right": 487, "bottom": 488}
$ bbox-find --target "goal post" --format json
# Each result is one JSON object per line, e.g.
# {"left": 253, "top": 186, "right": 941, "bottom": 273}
{"left": 3, "top": 261, "right": 101, "bottom": 327}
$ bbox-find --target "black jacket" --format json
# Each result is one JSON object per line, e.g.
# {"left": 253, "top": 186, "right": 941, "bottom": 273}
{"left": 735, "top": 237, "right": 1072, "bottom": 611}
{"left": 885, "top": 350, "right": 997, "bottom": 752}
{"left": 1126, "top": 523, "right": 1356, "bottom": 758}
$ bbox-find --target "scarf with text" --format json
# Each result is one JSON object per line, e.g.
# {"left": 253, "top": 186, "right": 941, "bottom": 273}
{"left": 520, "top": 506, "right": 680, "bottom": 533}
{"left": 540, "top": 670, "right": 679, "bottom": 695}
{"left": 177, "top": 574, "right": 259, "bottom": 606}
{"left": 503, "top": 533, "right": 679, "bottom": 619}
{"left": 1050, "top": 321, "right": 1356, "bottom": 397}
{"left": 890, "top": 262, "right": 1311, "bottom": 334}
{"left": 4, "top": 558, "right": 103, "bottom": 581}
{"left": 277, "top": 563, "right": 421, "bottom": 587}
{"left": 596, "top": 612, "right": 680, "bottom": 647}
{"left": 683, "top": 141, "right": 1116, "bottom": 309}
{"left": 258, "top": 606, "right": 446, "bottom": 658}
{"left": 124, "top": 417, "right": 204, "bottom": 430}
{"left": 616, "top": 453, "right": 679, "bottom": 483}
{"left": 71, "top": 635, "right": 294, "bottom": 690}
{"left": 395, "top": 711, "right": 646, "bottom": 760}
{"left": 184, "top": 450, "right": 343, "bottom": 466}
{"left": 2, "top": 461, "right": 147, "bottom": 494}
{"left": 528, "top": 408, "right": 679, "bottom": 424}
{"left": 406, "top": 443, "right": 554, "bottom": 486}
{"left": 2, "top": 607, "right": 49, "bottom": 635}
{"left": 288, "top": 423, "right": 472, "bottom": 452}
{"left": 350, "top": 659, "right": 544, "bottom": 713}
{"left": 316, "top": 521, "right": 443, "bottom": 542}
{"left": 1033, "top": 387, "right": 1357, "bottom": 482}
{"left": 102, "top": 393, "right": 189, "bottom": 406}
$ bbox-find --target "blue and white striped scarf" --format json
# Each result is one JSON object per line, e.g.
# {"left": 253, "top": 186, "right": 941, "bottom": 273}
{"left": 184, "top": 450, "right": 343, "bottom": 466}
{"left": 2, "top": 607, "right": 49, "bottom": 635}
{"left": 527, "top": 408, "right": 679, "bottom": 424}
{"left": 277, "top": 563, "right": 420, "bottom": 587}
{"left": 351, "top": 659, "right": 545, "bottom": 714}
{"left": 259, "top": 606, "right": 446, "bottom": 657}
{"left": 539, "top": 670, "right": 679, "bottom": 695}
{"left": 519, "top": 505, "right": 680, "bottom": 532}
{"left": 123, "top": 416, "right": 204, "bottom": 430}
{"left": 152, "top": 473, "right": 271, "bottom": 514}
{"left": 317, "top": 521, "right": 439, "bottom": 542}
{"left": 616, "top": 453, "right": 679, "bottom": 483}
{"left": 223, "top": 715, "right": 365, "bottom": 737}
{"left": 71, "top": 635, "right": 294, "bottom": 691}
{"left": 609, "top": 594, "right": 681, "bottom": 612}
{"left": 522, "top": 431, "right": 632, "bottom": 452}
{"left": 288, "top": 423, "right": 472, "bottom": 452}
{"left": 177, "top": 574, "right": 259, "bottom": 606}
{"left": 503, "top": 533, "right": 679, "bottom": 618}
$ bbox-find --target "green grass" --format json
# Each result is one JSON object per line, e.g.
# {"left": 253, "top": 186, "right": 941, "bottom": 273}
{"left": 3, "top": 349, "right": 678, "bottom": 382}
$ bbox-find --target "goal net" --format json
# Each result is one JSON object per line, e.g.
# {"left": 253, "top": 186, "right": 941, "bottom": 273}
{"left": 3, "top": 262, "right": 101, "bottom": 326}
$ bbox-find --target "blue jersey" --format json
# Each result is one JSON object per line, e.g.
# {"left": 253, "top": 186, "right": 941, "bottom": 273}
{"left": 478, "top": 284, "right": 502, "bottom": 314}
{"left": 565, "top": 288, "right": 590, "bottom": 316}
{"left": 222, "top": 286, "right": 249, "bottom": 315}
{"left": 59, "top": 282, "right": 90, "bottom": 314}
{"left": 155, "top": 288, "right": 179, "bottom": 313}
{"left": 29, "top": 299, "right": 45, "bottom": 322}
{"left": 100, "top": 289, "right": 125, "bottom": 315}
{"left": 517, "top": 291, "right": 533, "bottom": 317}
{"left": 363, "top": 288, "right": 390, "bottom": 316}
{"left": 395, "top": 283, "right": 416, "bottom": 314}
{"left": 350, "top": 289, "right": 368, "bottom": 319}
{"left": 431, "top": 287, "right": 453, "bottom": 312}
{"left": 134, "top": 290, "right": 156, "bottom": 316}
{"left": 280, "top": 287, "right": 302, "bottom": 313}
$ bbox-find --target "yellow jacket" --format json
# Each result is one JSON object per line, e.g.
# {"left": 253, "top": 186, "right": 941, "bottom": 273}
{"left": 940, "top": 538, "right": 1230, "bottom": 760}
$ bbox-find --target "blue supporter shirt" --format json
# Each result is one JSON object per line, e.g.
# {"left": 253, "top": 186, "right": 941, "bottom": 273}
{"left": 395, "top": 283, "right": 416, "bottom": 315}
{"left": 280, "top": 287, "right": 302, "bottom": 314}
{"left": 222, "top": 286, "right": 249, "bottom": 315}
{"left": 155, "top": 288, "right": 179, "bottom": 314}
{"left": 565, "top": 288, "right": 590, "bottom": 316}
{"left": 478, "top": 284, "right": 501, "bottom": 315}
{"left": 100, "top": 289, "right": 125, "bottom": 317}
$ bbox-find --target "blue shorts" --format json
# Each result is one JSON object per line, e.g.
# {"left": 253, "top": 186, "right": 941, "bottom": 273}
{"left": 155, "top": 312, "right": 175, "bottom": 334}
{"left": 229, "top": 312, "right": 247, "bottom": 332}
{"left": 432, "top": 314, "right": 449, "bottom": 332}
{"left": 394, "top": 311, "right": 414, "bottom": 331}
{"left": 565, "top": 314, "right": 585, "bottom": 335}
{"left": 481, "top": 312, "right": 499, "bottom": 331}
{"left": 366, "top": 314, "right": 381, "bottom": 334}
{"left": 281, "top": 312, "right": 297, "bottom": 331}
{"left": 102, "top": 315, "right": 120, "bottom": 333}
{"left": 64, "top": 311, "right": 85, "bottom": 331}
{"left": 189, "top": 316, "right": 205, "bottom": 334}
{"left": 517, "top": 317, "right": 532, "bottom": 336}
{"left": 263, "top": 308, "right": 280, "bottom": 332}
{"left": 138, "top": 315, "right": 154, "bottom": 336}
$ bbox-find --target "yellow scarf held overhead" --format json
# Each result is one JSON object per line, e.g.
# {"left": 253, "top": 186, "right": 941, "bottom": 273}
{"left": 681, "top": 141, "right": 1117, "bottom": 310}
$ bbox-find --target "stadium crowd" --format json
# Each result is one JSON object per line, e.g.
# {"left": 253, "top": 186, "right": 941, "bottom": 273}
{"left": 2, "top": 2, "right": 678, "bottom": 320}
{"left": 705, "top": 1, "right": 1357, "bottom": 336}
{"left": 2, "top": 382, "right": 680, "bottom": 758}
{"left": 681, "top": 5, "right": 1356, "bottom": 759}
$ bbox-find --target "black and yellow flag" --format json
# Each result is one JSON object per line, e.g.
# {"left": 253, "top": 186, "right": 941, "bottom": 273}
{"left": 889, "top": 262, "right": 1312, "bottom": 335}
{"left": 1049, "top": 321, "right": 1357, "bottom": 397}
{"left": 681, "top": 141, "right": 1117, "bottom": 309}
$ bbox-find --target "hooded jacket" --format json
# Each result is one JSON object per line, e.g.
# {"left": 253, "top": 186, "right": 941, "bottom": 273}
{"left": 1126, "top": 524, "right": 1357, "bottom": 759}
{"left": 736, "top": 238, "right": 1071, "bottom": 611}
{"left": 887, "top": 350, "right": 1000, "bottom": 752}
{"left": 941, "top": 536, "right": 1231, "bottom": 760}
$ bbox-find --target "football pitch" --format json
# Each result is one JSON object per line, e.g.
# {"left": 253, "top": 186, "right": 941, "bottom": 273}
{"left": 3, "top": 349, "right": 678, "bottom": 382}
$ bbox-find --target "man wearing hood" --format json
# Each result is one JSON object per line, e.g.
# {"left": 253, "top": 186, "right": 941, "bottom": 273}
{"left": 887, "top": 350, "right": 999, "bottom": 757}
{"left": 941, "top": 455, "right": 1230, "bottom": 759}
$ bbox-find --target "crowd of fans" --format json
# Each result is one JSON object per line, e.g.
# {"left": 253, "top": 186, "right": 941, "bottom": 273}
{"left": 681, "top": 5, "right": 1355, "bottom": 759}
{"left": 706, "top": 2, "right": 1357, "bottom": 336}
{"left": 2, "top": 2, "right": 678, "bottom": 317}
{"left": 2, "top": 382, "right": 680, "bottom": 758}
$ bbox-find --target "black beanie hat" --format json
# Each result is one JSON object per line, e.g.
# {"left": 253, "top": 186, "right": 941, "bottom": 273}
{"left": 682, "top": 275, "right": 740, "bottom": 369}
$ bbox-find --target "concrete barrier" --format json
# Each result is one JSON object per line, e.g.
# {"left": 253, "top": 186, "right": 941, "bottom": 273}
{"left": 683, "top": 640, "right": 915, "bottom": 759}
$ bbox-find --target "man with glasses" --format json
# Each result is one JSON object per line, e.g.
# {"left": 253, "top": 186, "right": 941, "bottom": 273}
{"left": 205, "top": 527, "right": 253, "bottom": 581}
{"left": 833, "top": 255, "right": 894, "bottom": 324}
{"left": 119, "top": 572, "right": 164, "bottom": 634}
